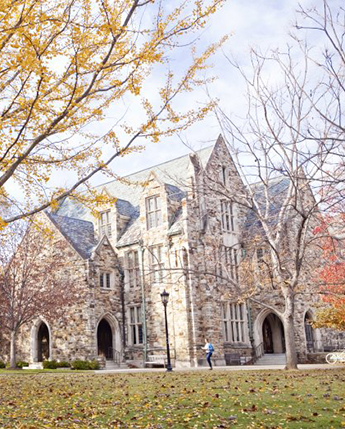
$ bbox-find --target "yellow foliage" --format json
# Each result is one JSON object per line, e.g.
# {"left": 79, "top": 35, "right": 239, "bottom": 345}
{"left": 313, "top": 306, "right": 345, "bottom": 330}
{"left": 0, "top": 0, "right": 227, "bottom": 224}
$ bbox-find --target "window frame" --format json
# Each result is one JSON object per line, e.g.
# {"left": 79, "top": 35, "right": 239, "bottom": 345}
{"left": 99, "top": 210, "right": 112, "bottom": 238}
{"left": 149, "top": 244, "right": 164, "bottom": 284}
{"left": 256, "top": 248, "right": 264, "bottom": 263}
{"left": 224, "top": 246, "right": 239, "bottom": 282}
{"left": 222, "top": 302, "right": 248, "bottom": 344}
{"left": 146, "top": 195, "right": 162, "bottom": 229}
{"left": 128, "top": 305, "right": 143, "bottom": 346}
{"left": 221, "top": 166, "right": 227, "bottom": 186}
{"left": 100, "top": 272, "right": 112, "bottom": 289}
{"left": 221, "top": 200, "right": 235, "bottom": 232}
{"left": 125, "top": 250, "right": 141, "bottom": 289}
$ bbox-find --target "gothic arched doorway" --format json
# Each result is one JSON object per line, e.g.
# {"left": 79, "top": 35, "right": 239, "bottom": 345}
{"left": 37, "top": 322, "right": 50, "bottom": 361}
{"left": 304, "top": 312, "right": 315, "bottom": 352}
{"left": 263, "top": 318, "right": 273, "bottom": 353}
{"left": 262, "top": 313, "right": 285, "bottom": 354}
{"left": 97, "top": 319, "right": 113, "bottom": 359}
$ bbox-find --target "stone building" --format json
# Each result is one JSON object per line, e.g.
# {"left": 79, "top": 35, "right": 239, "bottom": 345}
{"left": 7, "top": 135, "right": 345, "bottom": 368}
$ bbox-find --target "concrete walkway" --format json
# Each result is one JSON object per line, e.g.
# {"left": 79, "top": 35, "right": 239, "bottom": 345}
{"left": 95, "top": 363, "right": 344, "bottom": 375}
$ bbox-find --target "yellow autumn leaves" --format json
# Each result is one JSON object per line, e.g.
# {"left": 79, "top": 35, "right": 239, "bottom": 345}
{"left": 0, "top": 0, "right": 227, "bottom": 226}
{"left": 0, "top": 369, "right": 344, "bottom": 428}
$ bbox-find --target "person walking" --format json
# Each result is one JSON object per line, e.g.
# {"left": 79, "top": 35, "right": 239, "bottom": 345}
{"left": 203, "top": 339, "right": 214, "bottom": 370}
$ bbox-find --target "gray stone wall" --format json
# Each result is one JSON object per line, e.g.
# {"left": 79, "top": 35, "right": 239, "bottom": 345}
{"left": 9, "top": 137, "right": 345, "bottom": 367}
{"left": 15, "top": 224, "right": 122, "bottom": 364}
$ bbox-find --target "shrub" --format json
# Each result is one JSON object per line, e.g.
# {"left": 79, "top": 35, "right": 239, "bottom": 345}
{"left": 0, "top": 361, "right": 5, "bottom": 369}
{"left": 16, "top": 361, "right": 29, "bottom": 368}
{"left": 56, "top": 361, "right": 70, "bottom": 368}
{"left": 43, "top": 360, "right": 58, "bottom": 369}
{"left": 71, "top": 359, "right": 100, "bottom": 370}
{"left": 71, "top": 360, "right": 88, "bottom": 370}
{"left": 88, "top": 360, "right": 100, "bottom": 370}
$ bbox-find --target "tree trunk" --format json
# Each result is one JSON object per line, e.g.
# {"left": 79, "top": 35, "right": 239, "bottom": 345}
{"left": 283, "top": 292, "right": 298, "bottom": 370}
{"left": 10, "top": 330, "right": 17, "bottom": 369}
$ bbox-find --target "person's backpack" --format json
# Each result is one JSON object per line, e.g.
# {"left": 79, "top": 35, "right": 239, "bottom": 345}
{"left": 208, "top": 343, "right": 214, "bottom": 352}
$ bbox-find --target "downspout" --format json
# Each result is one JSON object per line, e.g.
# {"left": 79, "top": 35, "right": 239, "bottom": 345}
{"left": 246, "top": 299, "right": 255, "bottom": 361}
{"left": 118, "top": 267, "right": 126, "bottom": 351}
{"left": 139, "top": 241, "right": 148, "bottom": 364}
{"left": 86, "top": 258, "right": 96, "bottom": 360}
{"left": 183, "top": 246, "right": 198, "bottom": 367}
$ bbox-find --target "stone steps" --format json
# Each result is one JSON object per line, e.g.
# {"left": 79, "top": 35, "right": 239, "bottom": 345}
{"left": 105, "top": 360, "right": 128, "bottom": 370}
{"left": 23, "top": 362, "right": 43, "bottom": 369}
{"left": 255, "top": 353, "right": 286, "bottom": 365}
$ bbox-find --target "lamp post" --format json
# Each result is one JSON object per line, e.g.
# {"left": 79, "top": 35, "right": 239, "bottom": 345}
{"left": 160, "top": 289, "right": 173, "bottom": 372}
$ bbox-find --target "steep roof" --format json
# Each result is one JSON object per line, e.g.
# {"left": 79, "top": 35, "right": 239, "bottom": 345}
{"left": 52, "top": 144, "right": 215, "bottom": 249}
{"left": 46, "top": 212, "right": 97, "bottom": 259}
{"left": 95, "top": 145, "right": 213, "bottom": 204}
{"left": 245, "top": 177, "right": 291, "bottom": 231}
{"left": 56, "top": 145, "right": 213, "bottom": 221}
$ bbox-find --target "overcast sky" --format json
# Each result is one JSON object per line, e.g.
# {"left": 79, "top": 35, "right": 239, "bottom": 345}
{"left": 92, "top": 0, "right": 323, "bottom": 184}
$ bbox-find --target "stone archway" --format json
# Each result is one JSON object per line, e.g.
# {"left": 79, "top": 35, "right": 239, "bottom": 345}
{"left": 97, "top": 319, "right": 113, "bottom": 359}
{"left": 262, "top": 313, "right": 285, "bottom": 353}
{"left": 304, "top": 310, "right": 322, "bottom": 352}
{"left": 96, "top": 314, "right": 122, "bottom": 361}
{"left": 31, "top": 319, "right": 51, "bottom": 362}
{"left": 253, "top": 309, "right": 285, "bottom": 355}
{"left": 304, "top": 311, "right": 314, "bottom": 352}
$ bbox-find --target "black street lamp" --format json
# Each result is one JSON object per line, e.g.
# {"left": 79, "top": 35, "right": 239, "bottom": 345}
{"left": 160, "top": 289, "right": 173, "bottom": 372}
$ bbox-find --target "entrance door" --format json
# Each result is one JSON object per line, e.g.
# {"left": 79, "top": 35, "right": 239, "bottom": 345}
{"left": 37, "top": 322, "right": 50, "bottom": 361}
{"left": 304, "top": 313, "right": 314, "bottom": 352}
{"left": 97, "top": 319, "right": 113, "bottom": 359}
{"left": 263, "top": 319, "right": 274, "bottom": 353}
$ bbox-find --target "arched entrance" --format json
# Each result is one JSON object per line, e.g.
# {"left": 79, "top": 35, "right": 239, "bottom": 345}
{"left": 262, "top": 313, "right": 285, "bottom": 354}
{"left": 37, "top": 322, "right": 50, "bottom": 361}
{"left": 304, "top": 311, "right": 315, "bottom": 352}
{"left": 263, "top": 318, "right": 273, "bottom": 353}
{"left": 97, "top": 319, "right": 113, "bottom": 359}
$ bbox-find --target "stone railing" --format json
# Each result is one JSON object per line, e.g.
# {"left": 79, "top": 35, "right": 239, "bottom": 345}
{"left": 253, "top": 342, "right": 264, "bottom": 362}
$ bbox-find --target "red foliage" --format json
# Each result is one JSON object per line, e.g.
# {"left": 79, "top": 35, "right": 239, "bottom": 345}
{"left": 318, "top": 229, "right": 345, "bottom": 326}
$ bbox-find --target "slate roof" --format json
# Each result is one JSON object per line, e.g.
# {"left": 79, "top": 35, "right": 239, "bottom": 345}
{"left": 116, "top": 218, "right": 142, "bottom": 248}
{"left": 56, "top": 145, "right": 213, "bottom": 221}
{"left": 116, "top": 198, "right": 138, "bottom": 218}
{"left": 168, "top": 210, "right": 184, "bottom": 236}
{"left": 54, "top": 145, "right": 214, "bottom": 248}
{"left": 46, "top": 212, "right": 97, "bottom": 259}
{"left": 166, "top": 184, "right": 186, "bottom": 202}
{"left": 245, "top": 177, "right": 291, "bottom": 231}
{"left": 94, "top": 145, "right": 213, "bottom": 205}
{"left": 47, "top": 140, "right": 293, "bottom": 252}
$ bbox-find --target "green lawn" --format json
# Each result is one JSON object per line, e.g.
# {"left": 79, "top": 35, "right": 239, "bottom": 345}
{"left": 0, "top": 369, "right": 344, "bottom": 428}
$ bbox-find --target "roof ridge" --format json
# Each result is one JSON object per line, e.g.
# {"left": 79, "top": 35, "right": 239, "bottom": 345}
{"left": 250, "top": 175, "right": 290, "bottom": 187}
{"left": 49, "top": 211, "right": 94, "bottom": 226}
{"left": 93, "top": 145, "right": 214, "bottom": 190}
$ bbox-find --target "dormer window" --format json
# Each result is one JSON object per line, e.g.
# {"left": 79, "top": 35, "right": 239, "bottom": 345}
{"left": 100, "top": 210, "right": 112, "bottom": 237}
{"left": 146, "top": 195, "right": 162, "bottom": 229}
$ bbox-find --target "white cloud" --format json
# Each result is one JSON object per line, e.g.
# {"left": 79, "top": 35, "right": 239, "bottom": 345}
{"left": 99, "top": 0, "right": 313, "bottom": 181}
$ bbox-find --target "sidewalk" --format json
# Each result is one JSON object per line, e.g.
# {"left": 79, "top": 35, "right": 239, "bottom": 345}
{"left": 95, "top": 363, "right": 344, "bottom": 375}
